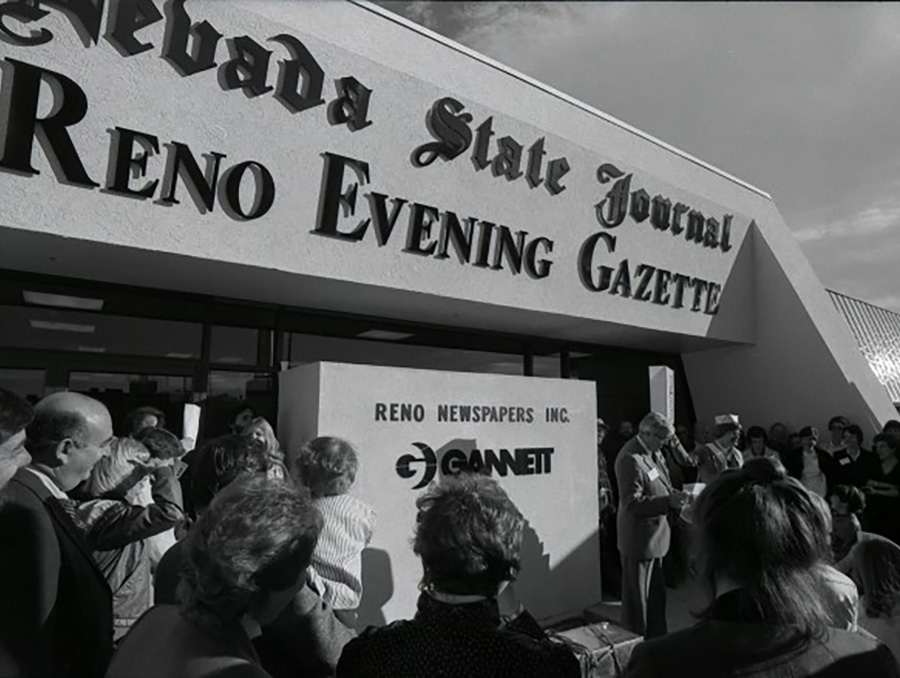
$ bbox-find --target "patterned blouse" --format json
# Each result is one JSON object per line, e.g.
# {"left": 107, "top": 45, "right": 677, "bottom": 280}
{"left": 336, "top": 592, "right": 580, "bottom": 678}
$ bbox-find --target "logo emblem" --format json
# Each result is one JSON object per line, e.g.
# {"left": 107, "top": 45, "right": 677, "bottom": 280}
{"left": 395, "top": 442, "right": 438, "bottom": 489}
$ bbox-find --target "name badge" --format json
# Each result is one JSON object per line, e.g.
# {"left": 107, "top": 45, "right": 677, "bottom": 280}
{"left": 839, "top": 457, "right": 851, "bottom": 466}
{"left": 647, "top": 468, "right": 660, "bottom": 482}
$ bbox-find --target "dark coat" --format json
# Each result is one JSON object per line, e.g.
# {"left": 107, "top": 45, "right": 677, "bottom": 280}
{"left": 336, "top": 592, "right": 580, "bottom": 678}
{"left": 831, "top": 448, "right": 878, "bottom": 490}
{"left": 0, "top": 469, "right": 113, "bottom": 678}
{"left": 154, "top": 540, "right": 355, "bottom": 678}
{"left": 105, "top": 605, "right": 267, "bottom": 678}
{"left": 784, "top": 447, "right": 839, "bottom": 495}
{"left": 625, "top": 590, "right": 900, "bottom": 678}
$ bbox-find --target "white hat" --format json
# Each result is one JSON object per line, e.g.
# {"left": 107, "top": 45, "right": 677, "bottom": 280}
{"left": 714, "top": 414, "right": 740, "bottom": 426}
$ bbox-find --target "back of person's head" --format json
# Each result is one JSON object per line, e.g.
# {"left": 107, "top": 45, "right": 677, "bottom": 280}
{"left": 292, "top": 436, "right": 358, "bottom": 498}
{"left": 858, "top": 539, "right": 900, "bottom": 619}
{"left": 0, "top": 388, "right": 34, "bottom": 447}
{"left": 692, "top": 456, "right": 831, "bottom": 637}
{"left": 414, "top": 473, "right": 524, "bottom": 597}
{"left": 179, "top": 475, "right": 322, "bottom": 623}
{"left": 124, "top": 406, "right": 165, "bottom": 437}
{"left": 831, "top": 485, "right": 866, "bottom": 515}
{"left": 743, "top": 455, "right": 787, "bottom": 477}
{"left": 134, "top": 427, "right": 182, "bottom": 461}
{"left": 190, "top": 435, "right": 270, "bottom": 514}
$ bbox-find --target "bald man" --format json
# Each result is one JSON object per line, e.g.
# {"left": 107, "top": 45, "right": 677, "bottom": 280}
{"left": 0, "top": 393, "right": 115, "bottom": 678}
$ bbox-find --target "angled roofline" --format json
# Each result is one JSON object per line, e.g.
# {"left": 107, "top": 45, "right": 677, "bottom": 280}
{"left": 351, "top": 0, "right": 774, "bottom": 202}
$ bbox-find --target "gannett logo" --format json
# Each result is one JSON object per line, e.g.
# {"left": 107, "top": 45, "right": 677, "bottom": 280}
{"left": 395, "top": 443, "right": 554, "bottom": 490}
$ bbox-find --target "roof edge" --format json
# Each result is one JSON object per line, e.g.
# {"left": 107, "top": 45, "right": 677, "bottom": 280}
{"left": 351, "top": 0, "right": 773, "bottom": 202}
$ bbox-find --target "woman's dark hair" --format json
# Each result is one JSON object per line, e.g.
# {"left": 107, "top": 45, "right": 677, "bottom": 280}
{"left": 828, "top": 416, "right": 849, "bottom": 430}
{"left": 831, "top": 485, "right": 866, "bottom": 515}
{"left": 746, "top": 426, "right": 767, "bottom": 443}
{"left": 190, "top": 435, "right": 270, "bottom": 514}
{"left": 230, "top": 403, "right": 256, "bottom": 424}
{"left": 292, "top": 436, "right": 358, "bottom": 498}
{"left": 858, "top": 539, "right": 900, "bottom": 619}
{"left": 178, "top": 475, "right": 322, "bottom": 621}
{"left": 134, "top": 427, "right": 182, "bottom": 460}
{"left": 692, "top": 457, "right": 831, "bottom": 638}
{"left": 873, "top": 433, "right": 900, "bottom": 456}
{"left": 843, "top": 424, "right": 864, "bottom": 446}
{"left": 414, "top": 474, "right": 525, "bottom": 597}
{"left": 0, "top": 388, "right": 33, "bottom": 446}
{"left": 124, "top": 406, "right": 166, "bottom": 436}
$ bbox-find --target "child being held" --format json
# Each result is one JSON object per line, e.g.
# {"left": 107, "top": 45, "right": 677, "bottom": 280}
{"left": 293, "top": 436, "right": 376, "bottom": 621}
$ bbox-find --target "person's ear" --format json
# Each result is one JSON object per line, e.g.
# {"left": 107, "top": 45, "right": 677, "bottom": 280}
{"left": 55, "top": 438, "right": 75, "bottom": 464}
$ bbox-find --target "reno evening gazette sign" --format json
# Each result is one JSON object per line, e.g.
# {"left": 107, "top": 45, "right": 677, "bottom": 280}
{"left": 0, "top": 0, "right": 755, "bottom": 335}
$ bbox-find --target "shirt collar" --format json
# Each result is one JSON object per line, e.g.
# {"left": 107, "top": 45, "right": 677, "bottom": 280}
{"left": 24, "top": 467, "right": 68, "bottom": 500}
{"left": 636, "top": 434, "right": 655, "bottom": 456}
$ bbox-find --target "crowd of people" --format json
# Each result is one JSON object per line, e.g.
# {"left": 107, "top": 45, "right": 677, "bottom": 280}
{"left": 598, "top": 410, "right": 900, "bottom": 674}
{"left": 1, "top": 384, "right": 900, "bottom": 677}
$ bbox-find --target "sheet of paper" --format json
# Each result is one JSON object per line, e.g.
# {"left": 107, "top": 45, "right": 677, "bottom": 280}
{"left": 182, "top": 403, "right": 201, "bottom": 449}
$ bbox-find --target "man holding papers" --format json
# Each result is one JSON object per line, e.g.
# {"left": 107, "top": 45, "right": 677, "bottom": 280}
{"left": 615, "top": 412, "right": 689, "bottom": 639}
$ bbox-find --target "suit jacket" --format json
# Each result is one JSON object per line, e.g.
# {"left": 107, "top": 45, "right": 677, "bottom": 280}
{"left": 784, "top": 447, "right": 838, "bottom": 493}
{"left": 154, "top": 540, "right": 355, "bottom": 678}
{"left": 625, "top": 590, "right": 899, "bottom": 678}
{"left": 0, "top": 469, "right": 113, "bottom": 678}
{"left": 336, "top": 592, "right": 580, "bottom": 678}
{"left": 106, "top": 605, "right": 267, "bottom": 678}
{"left": 615, "top": 437, "right": 673, "bottom": 560}
{"left": 832, "top": 448, "right": 877, "bottom": 489}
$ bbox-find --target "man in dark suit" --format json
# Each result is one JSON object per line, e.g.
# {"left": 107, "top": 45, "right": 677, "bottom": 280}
{"left": 0, "top": 392, "right": 115, "bottom": 678}
{"left": 615, "top": 411, "right": 688, "bottom": 638}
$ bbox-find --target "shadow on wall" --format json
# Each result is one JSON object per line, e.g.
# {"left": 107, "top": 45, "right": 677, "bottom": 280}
{"left": 518, "top": 522, "right": 602, "bottom": 622}
{"left": 358, "top": 437, "right": 602, "bottom": 627}
{"left": 357, "top": 548, "right": 394, "bottom": 629}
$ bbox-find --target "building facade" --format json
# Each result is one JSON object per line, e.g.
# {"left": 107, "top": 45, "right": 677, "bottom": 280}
{"left": 0, "top": 0, "right": 895, "bottom": 438}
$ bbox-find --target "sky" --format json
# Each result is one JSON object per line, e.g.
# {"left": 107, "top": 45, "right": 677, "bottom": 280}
{"left": 375, "top": 1, "right": 900, "bottom": 313}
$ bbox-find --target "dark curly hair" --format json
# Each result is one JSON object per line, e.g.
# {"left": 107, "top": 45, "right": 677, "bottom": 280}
{"left": 190, "top": 435, "right": 270, "bottom": 514}
{"left": 292, "top": 436, "right": 358, "bottom": 498}
{"left": 0, "top": 388, "right": 33, "bottom": 446}
{"left": 178, "top": 475, "right": 322, "bottom": 621}
{"left": 134, "top": 427, "right": 182, "bottom": 461}
{"left": 830, "top": 484, "right": 866, "bottom": 515}
{"left": 124, "top": 406, "right": 166, "bottom": 437}
{"left": 414, "top": 474, "right": 524, "bottom": 596}
{"left": 692, "top": 457, "right": 831, "bottom": 639}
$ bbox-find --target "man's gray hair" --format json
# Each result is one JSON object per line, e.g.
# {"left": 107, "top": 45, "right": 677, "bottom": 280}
{"left": 639, "top": 411, "right": 674, "bottom": 439}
